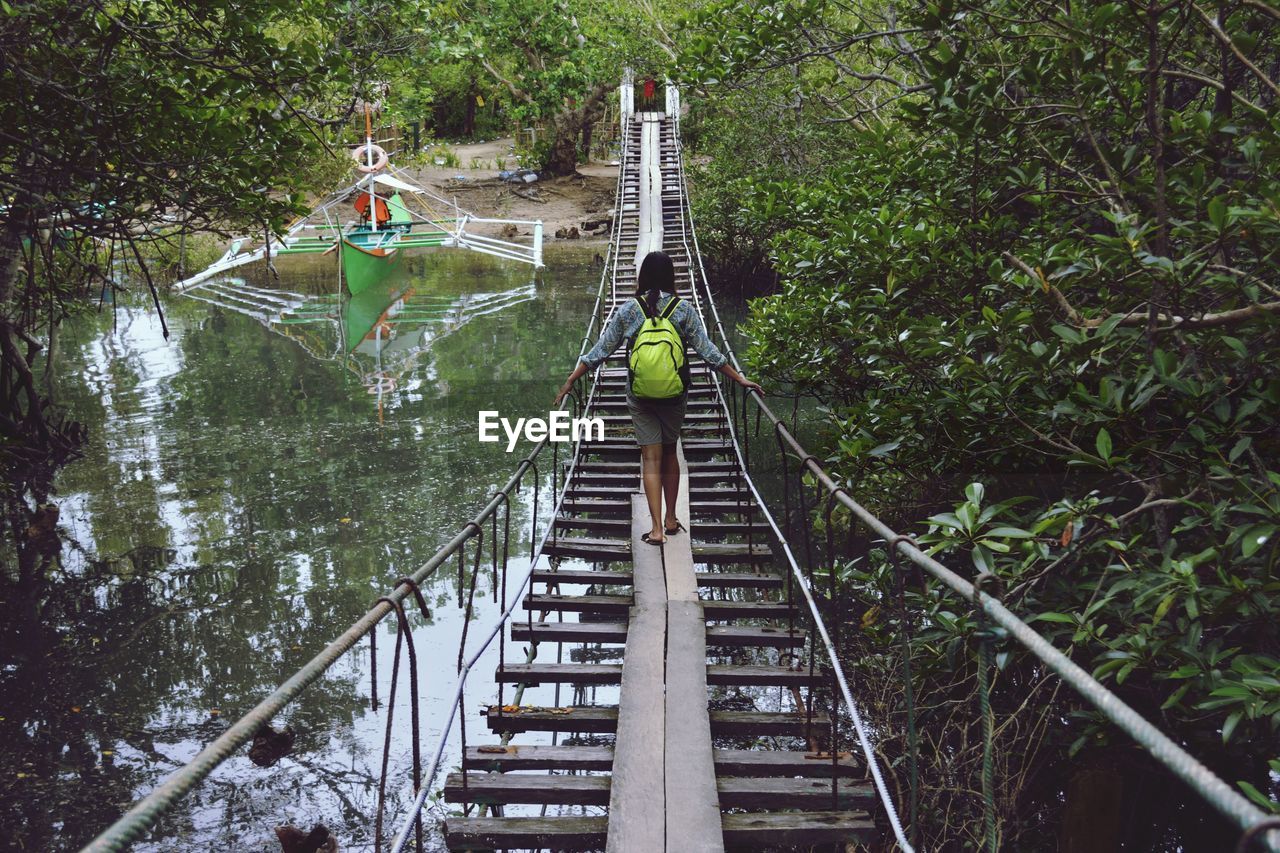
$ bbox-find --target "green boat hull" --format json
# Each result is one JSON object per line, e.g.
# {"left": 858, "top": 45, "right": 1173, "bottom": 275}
{"left": 343, "top": 277, "right": 410, "bottom": 353}
{"left": 341, "top": 227, "right": 404, "bottom": 296}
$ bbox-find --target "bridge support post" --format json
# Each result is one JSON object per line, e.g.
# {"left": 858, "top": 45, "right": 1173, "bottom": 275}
{"left": 620, "top": 69, "right": 634, "bottom": 123}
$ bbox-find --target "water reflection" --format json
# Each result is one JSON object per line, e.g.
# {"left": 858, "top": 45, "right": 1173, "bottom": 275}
{"left": 0, "top": 247, "right": 602, "bottom": 851}
{"left": 184, "top": 270, "right": 537, "bottom": 417}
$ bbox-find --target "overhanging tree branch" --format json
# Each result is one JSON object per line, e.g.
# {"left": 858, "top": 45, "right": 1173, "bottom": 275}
{"left": 1006, "top": 251, "right": 1280, "bottom": 330}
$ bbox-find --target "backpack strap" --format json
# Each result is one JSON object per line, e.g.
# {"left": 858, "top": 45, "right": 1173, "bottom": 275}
{"left": 659, "top": 295, "right": 681, "bottom": 320}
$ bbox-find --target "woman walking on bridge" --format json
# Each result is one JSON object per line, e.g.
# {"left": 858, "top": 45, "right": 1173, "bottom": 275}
{"left": 554, "top": 251, "right": 762, "bottom": 545}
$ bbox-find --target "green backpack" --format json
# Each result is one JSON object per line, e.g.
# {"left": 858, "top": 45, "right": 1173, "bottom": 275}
{"left": 627, "top": 296, "right": 687, "bottom": 399}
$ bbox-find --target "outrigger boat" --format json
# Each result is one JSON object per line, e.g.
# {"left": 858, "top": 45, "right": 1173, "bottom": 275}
{"left": 176, "top": 109, "right": 543, "bottom": 295}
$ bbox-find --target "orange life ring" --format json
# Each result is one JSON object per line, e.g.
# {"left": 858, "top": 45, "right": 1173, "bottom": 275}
{"left": 352, "top": 142, "right": 389, "bottom": 173}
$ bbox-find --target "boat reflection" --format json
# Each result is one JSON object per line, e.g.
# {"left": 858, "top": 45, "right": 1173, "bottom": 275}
{"left": 184, "top": 274, "right": 536, "bottom": 410}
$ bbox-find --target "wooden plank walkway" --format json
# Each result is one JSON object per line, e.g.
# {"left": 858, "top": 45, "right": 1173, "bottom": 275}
{"left": 443, "top": 99, "right": 879, "bottom": 851}
{"left": 604, "top": 495, "right": 666, "bottom": 852}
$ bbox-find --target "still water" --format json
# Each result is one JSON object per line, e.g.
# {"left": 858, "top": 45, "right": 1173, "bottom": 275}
{"left": 0, "top": 246, "right": 616, "bottom": 851}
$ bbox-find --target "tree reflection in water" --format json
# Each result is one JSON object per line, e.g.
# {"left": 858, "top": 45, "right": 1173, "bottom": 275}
{"left": 0, "top": 247, "right": 600, "bottom": 851}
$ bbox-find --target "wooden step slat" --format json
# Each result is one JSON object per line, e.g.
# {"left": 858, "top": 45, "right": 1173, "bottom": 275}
{"left": 721, "top": 811, "right": 878, "bottom": 846}
{"left": 565, "top": 481, "right": 747, "bottom": 502}
{"left": 444, "top": 816, "right": 607, "bottom": 851}
{"left": 497, "top": 662, "right": 623, "bottom": 684}
{"left": 462, "top": 745, "right": 860, "bottom": 777}
{"left": 689, "top": 500, "right": 760, "bottom": 516}
{"left": 718, "top": 776, "right": 874, "bottom": 810}
{"left": 712, "top": 749, "right": 861, "bottom": 777}
{"left": 595, "top": 412, "right": 725, "bottom": 424}
{"left": 594, "top": 423, "right": 728, "bottom": 437}
{"left": 524, "top": 593, "right": 794, "bottom": 621}
{"left": 533, "top": 567, "right": 782, "bottom": 590}
{"left": 709, "top": 709, "right": 828, "bottom": 737}
{"left": 570, "top": 468, "right": 736, "bottom": 485}
{"left": 523, "top": 593, "right": 630, "bottom": 615}
{"left": 557, "top": 499, "right": 631, "bottom": 516}
{"left": 532, "top": 568, "right": 633, "bottom": 586}
{"left": 510, "top": 621, "right": 806, "bottom": 650}
{"left": 695, "top": 571, "right": 783, "bottom": 589}
{"left": 707, "top": 664, "right": 817, "bottom": 687}
{"left": 707, "top": 624, "right": 806, "bottom": 648}
{"left": 591, "top": 390, "right": 720, "bottom": 404}
{"left": 692, "top": 541, "right": 773, "bottom": 563}
{"left": 444, "top": 772, "right": 608, "bottom": 805}
{"left": 484, "top": 705, "right": 827, "bottom": 736}
{"left": 553, "top": 516, "right": 764, "bottom": 537}
{"left": 443, "top": 772, "right": 872, "bottom": 810}
{"left": 542, "top": 536, "right": 771, "bottom": 564}
{"left": 542, "top": 536, "right": 630, "bottom": 559}
{"left": 496, "top": 663, "right": 814, "bottom": 687}
{"left": 463, "top": 744, "right": 614, "bottom": 772}
{"left": 511, "top": 620, "right": 628, "bottom": 644}
{"left": 591, "top": 399, "right": 721, "bottom": 411}
{"left": 573, "top": 460, "right": 737, "bottom": 473}
{"left": 578, "top": 440, "right": 731, "bottom": 458}
{"left": 550, "top": 512, "right": 634, "bottom": 532}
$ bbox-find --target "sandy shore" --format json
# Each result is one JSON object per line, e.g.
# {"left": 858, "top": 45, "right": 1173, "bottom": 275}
{"left": 398, "top": 138, "right": 618, "bottom": 243}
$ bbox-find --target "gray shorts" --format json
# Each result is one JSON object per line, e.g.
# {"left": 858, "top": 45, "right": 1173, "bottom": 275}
{"left": 627, "top": 393, "right": 686, "bottom": 446}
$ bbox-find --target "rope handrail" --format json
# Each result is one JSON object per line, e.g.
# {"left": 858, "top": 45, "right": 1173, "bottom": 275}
{"left": 671, "top": 106, "right": 1279, "bottom": 852}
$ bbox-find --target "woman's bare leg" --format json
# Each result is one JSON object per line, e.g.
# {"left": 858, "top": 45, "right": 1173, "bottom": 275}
{"left": 661, "top": 442, "right": 680, "bottom": 530}
{"left": 640, "top": 442, "right": 665, "bottom": 542}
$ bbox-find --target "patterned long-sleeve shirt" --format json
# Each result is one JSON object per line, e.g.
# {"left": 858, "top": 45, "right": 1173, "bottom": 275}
{"left": 579, "top": 294, "right": 727, "bottom": 371}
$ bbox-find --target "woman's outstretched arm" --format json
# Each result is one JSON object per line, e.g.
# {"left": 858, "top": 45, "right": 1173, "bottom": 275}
{"left": 717, "top": 362, "right": 763, "bottom": 395}
{"left": 676, "top": 302, "right": 764, "bottom": 395}
{"left": 553, "top": 361, "right": 590, "bottom": 407}
{"left": 554, "top": 302, "right": 636, "bottom": 405}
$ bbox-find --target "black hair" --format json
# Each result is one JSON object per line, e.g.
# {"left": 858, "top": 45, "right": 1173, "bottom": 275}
{"left": 635, "top": 251, "right": 676, "bottom": 317}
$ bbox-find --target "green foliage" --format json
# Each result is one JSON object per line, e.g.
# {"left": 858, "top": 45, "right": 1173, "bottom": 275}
{"left": 419, "top": 0, "right": 673, "bottom": 172}
{"left": 685, "top": 0, "right": 1280, "bottom": 845}
{"left": 0, "top": 0, "right": 383, "bottom": 241}
{"left": 0, "top": 0, "right": 414, "bottom": 575}
{"left": 427, "top": 144, "right": 463, "bottom": 169}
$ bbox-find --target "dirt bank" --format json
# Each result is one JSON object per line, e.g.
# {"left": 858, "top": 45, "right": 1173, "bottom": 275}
{"left": 399, "top": 137, "right": 618, "bottom": 243}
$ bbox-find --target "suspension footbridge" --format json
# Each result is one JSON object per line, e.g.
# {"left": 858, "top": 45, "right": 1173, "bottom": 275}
{"left": 441, "top": 102, "right": 877, "bottom": 852}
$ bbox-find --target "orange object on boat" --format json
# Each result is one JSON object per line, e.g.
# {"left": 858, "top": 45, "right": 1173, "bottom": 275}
{"left": 354, "top": 193, "right": 391, "bottom": 225}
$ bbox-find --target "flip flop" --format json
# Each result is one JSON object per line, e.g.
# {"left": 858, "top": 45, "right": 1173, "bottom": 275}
{"left": 664, "top": 521, "right": 686, "bottom": 535}
{"left": 641, "top": 532, "right": 665, "bottom": 546}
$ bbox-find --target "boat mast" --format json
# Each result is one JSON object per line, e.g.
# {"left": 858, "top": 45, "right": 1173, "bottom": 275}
{"left": 365, "top": 104, "right": 378, "bottom": 233}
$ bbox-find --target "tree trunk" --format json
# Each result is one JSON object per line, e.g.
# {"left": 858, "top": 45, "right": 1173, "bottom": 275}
{"left": 464, "top": 81, "right": 477, "bottom": 137}
{"left": 0, "top": 209, "right": 80, "bottom": 585}
{"left": 543, "top": 111, "right": 585, "bottom": 176}
{"left": 540, "top": 84, "right": 611, "bottom": 177}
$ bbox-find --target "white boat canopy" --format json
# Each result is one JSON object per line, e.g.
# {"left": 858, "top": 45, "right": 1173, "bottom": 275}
{"left": 372, "top": 173, "right": 427, "bottom": 194}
